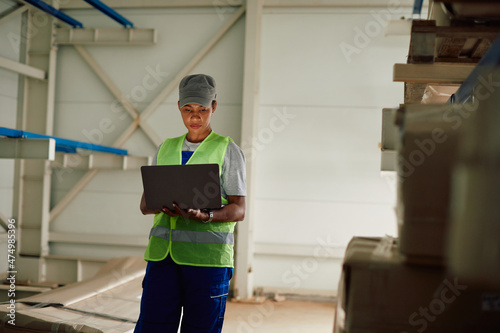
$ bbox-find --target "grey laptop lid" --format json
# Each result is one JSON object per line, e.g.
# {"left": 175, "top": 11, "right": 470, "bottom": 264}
{"left": 141, "top": 164, "right": 221, "bottom": 211}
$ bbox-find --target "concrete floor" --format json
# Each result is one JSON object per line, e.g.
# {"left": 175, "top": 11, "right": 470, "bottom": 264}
{"left": 223, "top": 299, "right": 336, "bottom": 332}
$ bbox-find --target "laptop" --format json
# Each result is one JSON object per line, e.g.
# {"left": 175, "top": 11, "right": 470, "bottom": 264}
{"left": 141, "top": 164, "right": 221, "bottom": 211}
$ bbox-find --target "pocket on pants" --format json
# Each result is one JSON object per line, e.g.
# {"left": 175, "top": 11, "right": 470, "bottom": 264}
{"left": 210, "top": 281, "right": 229, "bottom": 299}
{"left": 210, "top": 280, "right": 230, "bottom": 331}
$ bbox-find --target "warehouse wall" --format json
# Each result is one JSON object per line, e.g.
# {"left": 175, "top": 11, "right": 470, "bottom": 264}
{"left": 252, "top": 7, "right": 408, "bottom": 293}
{"left": 0, "top": 2, "right": 21, "bottom": 221}
{"left": 0, "top": 2, "right": 22, "bottom": 274}
{"left": 50, "top": 7, "right": 245, "bottom": 258}
{"left": 0, "top": 4, "right": 410, "bottom": 294}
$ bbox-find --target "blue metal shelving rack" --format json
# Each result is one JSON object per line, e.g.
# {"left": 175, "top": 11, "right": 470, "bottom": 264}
{"left": 0, "top": 127, "right": 128, "bottom": 155}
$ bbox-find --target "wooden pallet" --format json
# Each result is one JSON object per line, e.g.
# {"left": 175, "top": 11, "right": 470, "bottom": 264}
{"left": 395, "top": 19, "right": 500, "bottom": 103}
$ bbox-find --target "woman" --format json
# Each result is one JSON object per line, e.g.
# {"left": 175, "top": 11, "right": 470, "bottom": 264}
{"left": 135, "top": 74, "right": 246, "bottom": 333}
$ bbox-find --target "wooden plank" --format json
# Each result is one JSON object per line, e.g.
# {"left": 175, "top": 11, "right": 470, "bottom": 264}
{"left": 438, "top": 37, "right": 467, "bottom": 58}
{"left": 434, "top": 57, "right": 477, "bottom": 63}
{"left": 394, "top": 63, "right": 475, "bottom": 83}
{"left": 405, "top": 82, "right": 428, "bottom": 104}
{"left": 409, "top": 23, "right": 500, "bottom": 63}
{"left": 409, "top": 20, "right": 436, "bottom": 64}
{"left": 471, "top": 38, "right": 493, "bottom": 59}
{"left": 436, "top": 26, "right": 500, "bottom": 40}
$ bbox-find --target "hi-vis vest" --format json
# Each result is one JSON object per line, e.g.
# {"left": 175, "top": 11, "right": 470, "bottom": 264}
{"left": 144, "top": 131, "right": 236, "bottom": 267}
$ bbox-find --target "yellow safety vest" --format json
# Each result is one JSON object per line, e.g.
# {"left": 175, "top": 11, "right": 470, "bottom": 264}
{"left": 143, "top": 131, "right": 236, "bottom": 267}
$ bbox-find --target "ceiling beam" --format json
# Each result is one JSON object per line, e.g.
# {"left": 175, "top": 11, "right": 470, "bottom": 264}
{"left": 59, "top": 0, "right": 243, "bottom": 9}
{"left": 58, "top": 0, "right": 413, "bottom": 9}
{"left": 264, "top": 0, "right": 414, "bottom": 7}
{"left": 55, "top": 28, "right": 157, "bottom": 46}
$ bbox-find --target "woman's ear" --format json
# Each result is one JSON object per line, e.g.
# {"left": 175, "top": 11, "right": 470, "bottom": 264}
{"left": 212, "top": 100, "right": 217, "bottom": 112}
{"left": 178, "top": 101, "right": 181, "bottom": 110}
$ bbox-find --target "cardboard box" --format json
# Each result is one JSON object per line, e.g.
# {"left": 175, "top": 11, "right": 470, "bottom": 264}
{"left": 396, "top": 104, "right": 463, "bottom": 261}
{"left": 447, "top": 85, "right": 500, "bottom": 290}
{"left": 421, "top": 85, "right": 459, "bottom": 104}
{"left": 0, "top": 257, "right": 146, "bottom": 332}
{"left": 334, "top": 237, "right": 500, "bottom": 333}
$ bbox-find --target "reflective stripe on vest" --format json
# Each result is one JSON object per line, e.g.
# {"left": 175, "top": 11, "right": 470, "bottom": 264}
{"left": 149, "top": 225, "right": 170, "bottom": 240}
{"left": 149, "top": 225, "right": 234, "bottom": 245}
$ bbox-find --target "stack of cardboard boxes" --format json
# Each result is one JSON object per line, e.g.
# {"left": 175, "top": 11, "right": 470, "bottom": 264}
{"left": 446, "top": 79, "right": 500, "bottom": 290}
{"left": 334, "top": 103, "right": 500, "bottom": 333}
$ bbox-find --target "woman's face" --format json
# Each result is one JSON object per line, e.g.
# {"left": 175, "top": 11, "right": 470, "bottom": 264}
{"left": 178, "top": 101, "right": 216, "bottom": 139}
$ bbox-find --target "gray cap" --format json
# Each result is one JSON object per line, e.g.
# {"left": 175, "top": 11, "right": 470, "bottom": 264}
{"left": 179, "top": 74, "right": 216, "bottom": 108}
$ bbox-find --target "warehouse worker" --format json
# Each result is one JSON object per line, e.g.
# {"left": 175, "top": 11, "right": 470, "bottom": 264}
{"left": 134, "top": 74, "right": 246, "bottom": 333}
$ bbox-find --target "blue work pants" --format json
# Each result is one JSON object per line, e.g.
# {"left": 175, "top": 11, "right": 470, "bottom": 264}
{"left": 134, "top": 254, "right": 232, "bottom": 333}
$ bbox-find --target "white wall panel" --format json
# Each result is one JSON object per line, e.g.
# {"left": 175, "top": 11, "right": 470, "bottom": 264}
{"left": 51, "top": 190, "right": 151, "bottom": 236}
{"left": 254, "top": 199, "right": 396, "bottom": 246}
{"left": 142, "top": 103, "right": 186, "bottom": 142}
{"left": 0, "top": 189, "right": 13, "bottom": 219}
{"left": 54, "top": 101, "right": 138, "bottom": 148}
{"left": 53, "top": 169, "right": 142, "bottom": 193}
{"left": 121, "top": 127, "right": 161, "bottom": 156}
{"left": 255, "top": 8, "right": 407, "bottom": 294}
{"left": 0, "top": 160, "right": 14, "bottom": 188}
{"left": 260, "top": 9, "right": 409, "bottom": 108}
{"left": 55, "top": 46, "right": 113, "bottom": 104}
{"left": 54, "top": 102, "right": 126, "bottom": 142}
{"left": 0, "top": 12, "right": 21, "bottom": 61}
{"left": 253, "top": 255, "right": 342, "bottom": 293}
{"left": 254, "top": 105, "right": 392, "bottom": 203}
{"left": 0, "top": 68, "right": 19, "bottom": 99}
